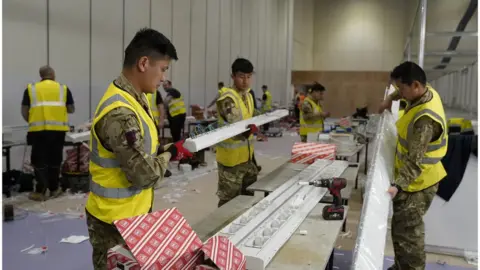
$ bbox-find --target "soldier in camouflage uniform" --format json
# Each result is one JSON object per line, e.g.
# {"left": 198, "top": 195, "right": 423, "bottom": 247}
{"left": 215, "top": 58, "right": 258, "bottom": 207}
{"left": 380, "top": 62, "right": 448, "bottom": 270}
{"left": 86, "top": 28, "right": 191, "bottom": 270}
{"left": 299, "top": 84, "right": 330, "bottom": 142}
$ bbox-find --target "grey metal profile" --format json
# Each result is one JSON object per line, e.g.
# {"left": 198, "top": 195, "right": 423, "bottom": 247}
{"left": 418, "top": 0, "right": 427, "bottom": 67}
{"left": 426, "top": 31, "right": 477, "bottom": 37}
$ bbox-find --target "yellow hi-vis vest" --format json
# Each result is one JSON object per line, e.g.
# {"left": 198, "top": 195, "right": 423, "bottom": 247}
{"left": 299, "top": 96, "right": 324, "bottom": 135}
{"left": 262, "top": 90, "right": 272, "bottom": 112}
{"left": 448, "top": 118, "right": 473, "bottom": 133}
{"left": 216, "top": 88, "right": 254, "bottom": 167}
{"left": 27, "top": 80, "right": 69, "bottom": 132}
{"left": 168, "top": 94, "right": 186, "bottom": 117}
{"left": 147, "top": 91, "right": 160, "bottom": 124}
{"left": 395, "top": 87, "right": 448, "bottom": 192}
{"left": 218, "top": 87, "right": 227, "bottom": 95}
{"left": 85, "top": 83, "right": 159, "bottom": 224}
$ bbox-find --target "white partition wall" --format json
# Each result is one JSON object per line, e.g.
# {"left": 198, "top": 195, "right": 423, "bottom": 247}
{"left": 3, "top": 0, "right": 293, "bottom": 171}
{"left": 430, "top": 62, "right": 478, "bottom": 115}
{"left": 3, "top": 0, "right": 292, "bottom": 126}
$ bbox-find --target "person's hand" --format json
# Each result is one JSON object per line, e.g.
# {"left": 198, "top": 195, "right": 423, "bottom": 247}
{"left": 378, "top": 98, "right": 392, "bottom": 114}
{"left": 387, "top": 186, "right": 399, "bottom": 199}
{"left": 246, "top": 124, "right": 259, "bottom": 135}
{"left": 163, "top": 140, "right": 193, "bottom": 161}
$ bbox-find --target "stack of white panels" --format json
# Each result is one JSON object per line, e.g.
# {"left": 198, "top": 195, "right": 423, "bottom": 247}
{"left": 216, "top": 159, "right": 349, "bottom": 270}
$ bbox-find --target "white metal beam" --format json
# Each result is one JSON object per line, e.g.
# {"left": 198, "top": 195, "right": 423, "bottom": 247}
{"left": 418, "top": 0, "right": 427, "bottom": 67}
{"left": 411, "top": 51, "right": 477, "bottom": 57}
{"left": 426, "top": 31, "right": 477, "bottom": 37}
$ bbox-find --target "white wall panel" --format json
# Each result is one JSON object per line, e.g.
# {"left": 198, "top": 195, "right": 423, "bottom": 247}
{"left": 189, "top": 0, "right": 207, "bottom": 107}
{"left": 218, "top": 0, "right": 232, "bottom": 86}
{"left": 171, "top": 0, "right": 191, "bottom": 112}
{"left": 49, "top": 0, "right": 90, "bottom": 124}
{"left": 91, "top": 0, "right": 123, "bottom": 115}
{"left": 240, "top": 0, "right": 251, "bottom": 60}
{"left": 230, "top": 0, "right": 242, "bottom": 68}
{"left": 151, "top": 0, "right": 173, "bottom": 82}
{"left": 3, "top": 0, "right": 48, "bottom": 126}
{"left": 431, "top": 62, "right": 478, "bottom": 114}
{"left": 205, "top": 0, "right": 221, "bottom": 106}
{"left": 124, "top": 0, "right": 150, "bottom": 50}
{"left": 249, "top": 0, "right": 259, "bottom": 92}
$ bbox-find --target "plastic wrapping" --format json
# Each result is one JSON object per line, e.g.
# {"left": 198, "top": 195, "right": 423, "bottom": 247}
{"left": 351, "top": 111, "right": 397, "bottom": 270}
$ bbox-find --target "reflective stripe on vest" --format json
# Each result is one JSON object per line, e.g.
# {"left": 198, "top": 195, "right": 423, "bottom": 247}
{"left": 395, "top": 151, "right": 442, "bottom": 165}
{"left": 397, "top": 108, "right": 447, "bottom": 152}
{"left": 89, "top": 94, "right": 153, "bottom": 199}
{"left": 169, "top": 97, "right": 186, "bottom": 116}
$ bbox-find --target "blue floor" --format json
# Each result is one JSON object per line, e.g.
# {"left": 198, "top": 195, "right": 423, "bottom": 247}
{"left": 333, "top": 249, "right": 476, "bottom": 270}
{"left": 3, "top": 211, "right": 93, "bottom": 270}
{"left": 3, "top": 211, "right": 476, "bottom": 270}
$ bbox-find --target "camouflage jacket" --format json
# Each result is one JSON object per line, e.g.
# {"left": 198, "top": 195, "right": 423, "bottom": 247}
{"left": 389, "top": 88, "right": 443, "bottom": 190}
{"left": 94, "top": 74, "right": 170, "bottom": 189}
{"left": 300, "top": 97, "right": 324, "bottom": 121}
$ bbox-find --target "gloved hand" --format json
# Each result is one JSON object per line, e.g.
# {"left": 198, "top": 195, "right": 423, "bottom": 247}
{"left": 243, "top": 124, "right": 259, "bottom": 138}
{"left": 163, "top": 140, "right": 193, "bottom": 161}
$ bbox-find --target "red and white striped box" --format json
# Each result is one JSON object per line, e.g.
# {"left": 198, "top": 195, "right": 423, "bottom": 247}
{"left": 107, "top": 208, "right": 245, "bottom": 270}
{"left": 291, "top": 142, "right": 337, "bottom": 164}
{"left": 198, "top": 236, "right": 246, "bottom": 270}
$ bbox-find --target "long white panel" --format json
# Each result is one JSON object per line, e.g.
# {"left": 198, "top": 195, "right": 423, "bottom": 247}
{"left": 171, "top": 0, "right": 191, "bottom": 111}
{"left": 49, "top": 0, "right": 90, "bottom": 124}
{"left": 216, "top": 160, "right": 349, "bottom": 269}
{"left": 183, "top": 109, "right": 288, "bottom": 152}
{"left": 124, "top": 0, "right": 150, "bottom": 49}
{"left": 240, "top": 0, "right": 251, "bottom": 59}
{"left": 352, "top": 112, "right": 397, "bottom": 270}
{"left": 189, "top": 0, "right": 207, "bottom": 108}
{"left": 151, "top": 0, "right": 173, "bottom": 82}
{"left": 205, "top": 0, "right": 221, "bottom": 106}
{"left": 3, "top": 0, "right": 48, "bottom": 126}
{"left": 91, "top": 0, "right": 123, "bottom": 115}
{"left": 218, "top": 0, "right": 232, "bottom": 85}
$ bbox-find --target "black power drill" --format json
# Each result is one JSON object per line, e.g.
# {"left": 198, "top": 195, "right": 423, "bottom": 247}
{"left": 308, "top": 178, "right": 347, "bottom": 220}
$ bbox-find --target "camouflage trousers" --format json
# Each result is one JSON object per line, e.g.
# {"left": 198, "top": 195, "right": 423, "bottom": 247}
{"left": 390, "top": 183, "right": 438, "bottom": 270}
{"left": 216, "top": 161, "right": 258, "bottom": 207}
{"left": 86, "top": 211, "right": 125, "bottom": 270}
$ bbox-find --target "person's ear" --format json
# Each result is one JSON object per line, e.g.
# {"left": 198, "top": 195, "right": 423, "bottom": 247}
{"left": 137, "top": 56, "right": 149, "bottom": 73}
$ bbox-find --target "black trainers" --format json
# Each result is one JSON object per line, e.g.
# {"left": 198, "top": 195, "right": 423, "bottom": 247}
{"left": 164, "top": 169, "right": 172, "bottom": 177}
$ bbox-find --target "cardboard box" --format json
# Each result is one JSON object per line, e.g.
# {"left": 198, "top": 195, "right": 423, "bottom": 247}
{"left": 107, "top": 208, "right": 246, "bottom": 270}
{"left": 291, "top": 142, "right": 337, "bottom": 164}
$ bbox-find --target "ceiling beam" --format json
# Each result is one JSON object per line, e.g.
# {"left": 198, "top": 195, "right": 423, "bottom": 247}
{"left": 411, "top": 51, "right": 477, "bottom": 57}
{"left": 426, "top": 31, "right": 477, "bottom": 37}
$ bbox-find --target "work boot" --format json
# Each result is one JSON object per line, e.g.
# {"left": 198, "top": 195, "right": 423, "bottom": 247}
{"left": 164, "top": 169, "right": 172, "bottom": 178}
{"left": 256, "top": 165, "right": 262, "bottom": 172}
{"left": 28, "top": 192, "right": 46, "bottom": 201}
{"left": 50, "top": 187, "right": 63, "bottom": 199}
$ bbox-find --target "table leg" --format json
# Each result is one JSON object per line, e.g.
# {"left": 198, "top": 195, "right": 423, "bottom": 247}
{"left": 5, "top": 147, "right": 11, "bottom": 175}
{"left": 357, "top": 150, "right": 360, "bottom": 163}
{"left": 364, "top": 141, "right": 369, "bottom": 175}
{"left": 355, "top": 174, "right": 358, "bottom": 189}
{"left": 76, "top": 144, "right": 81, "bottom": 172}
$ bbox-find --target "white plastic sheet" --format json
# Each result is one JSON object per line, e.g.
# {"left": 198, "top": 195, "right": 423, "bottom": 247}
{"left": 351, "top": 111, "right": 397, "bottom": 270}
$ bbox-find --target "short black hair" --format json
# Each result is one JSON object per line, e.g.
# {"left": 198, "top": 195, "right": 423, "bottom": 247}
{"left": 310, "top": 83, "right": 326, "bottom": 92}
{"left": 390, "top": 61, "right": 427, "bottom": 86}
{"left": 123, "top": 28, "right": 178, "bottom": 68}
{"left": 218, "top": 82, "right": 224, "bottom": 87}
{"left": 231, "top": 58, "right": 254, "bottom": 75}
{"left": 262, "top": 85, "right": 267, "bottom": 89}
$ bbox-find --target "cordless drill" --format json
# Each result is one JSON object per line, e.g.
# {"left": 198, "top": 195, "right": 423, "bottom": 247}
{"left": 308, "top": 178, "right": 347, "bottom": 220}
